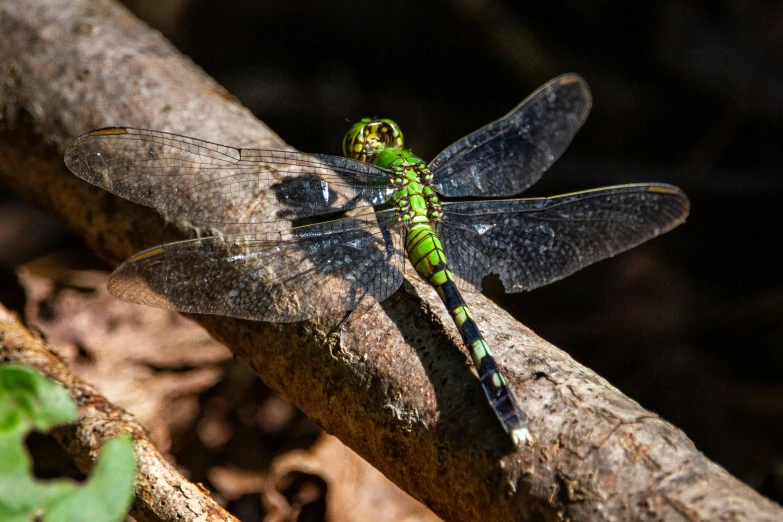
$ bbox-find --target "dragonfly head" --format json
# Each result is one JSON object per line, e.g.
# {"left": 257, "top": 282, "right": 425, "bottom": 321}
{"left": 343, "top": 118, "right": 403, "bottom": 163}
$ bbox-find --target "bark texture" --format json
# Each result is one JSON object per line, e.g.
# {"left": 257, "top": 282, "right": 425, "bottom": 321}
{"left": 1, "top": 0, "right": 781, "bottom": 520}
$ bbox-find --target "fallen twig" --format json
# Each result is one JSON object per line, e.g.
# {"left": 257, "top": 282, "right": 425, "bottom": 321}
{"left": 0, "top": 303, "right": 239, "bottom": 522}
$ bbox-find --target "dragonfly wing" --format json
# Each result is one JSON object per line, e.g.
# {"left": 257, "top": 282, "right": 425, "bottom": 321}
{"left": 108, "top": 210, "right": 406, "bottom": 322}
{"left": 436, "top": 184, "right": 689, "bottom": 293}
{"left": 429, "top": 74, "right": 591, "bottom": 197}
{"left": 65, "top": 127, "right": 395, "bottom": 224}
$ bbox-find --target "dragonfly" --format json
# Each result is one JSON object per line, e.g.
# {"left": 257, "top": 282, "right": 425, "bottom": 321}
{"left": 64, "top": 74, "right": 689, "bottom": 446}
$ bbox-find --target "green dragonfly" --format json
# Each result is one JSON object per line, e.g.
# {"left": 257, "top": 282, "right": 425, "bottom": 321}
{"left": 64, "top": 74, "right": 689, "bottom": 446}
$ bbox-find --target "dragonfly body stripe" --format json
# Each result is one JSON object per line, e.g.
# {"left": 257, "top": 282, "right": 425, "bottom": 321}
{"left": 435, "top": 270, "right": 530, "bottom": 442}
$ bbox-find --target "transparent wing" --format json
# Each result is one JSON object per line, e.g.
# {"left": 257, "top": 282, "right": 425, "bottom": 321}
{"left": 429, "top": 74, "right": 592, "bottom": 197}
{"left": 436, "top": 184, "right": 689, "bottom": 293}
{"left": 108, "top": 210, "right": 406, "bottom": 322}
{"left": 64, "top": 127, "right": 396, "bottom": 224}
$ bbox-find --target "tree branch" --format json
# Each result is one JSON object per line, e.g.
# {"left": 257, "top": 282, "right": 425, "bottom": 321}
{"left": 0, "top": 0, "right": 780, "bottom": 520}
{"left": 0, "top": 304, "right": 239, "bottom": 522}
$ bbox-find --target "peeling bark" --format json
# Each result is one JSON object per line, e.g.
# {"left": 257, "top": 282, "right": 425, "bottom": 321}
{"left": 0, "top": 0, "right": 781, "bottom": 520}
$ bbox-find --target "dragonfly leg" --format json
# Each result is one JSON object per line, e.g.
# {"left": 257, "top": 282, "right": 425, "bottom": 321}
{"left": 331, "top": 308, "right": 355, "bottom": 335}
{"left": 326, "top": 287, "right": 369, "bottom": 339}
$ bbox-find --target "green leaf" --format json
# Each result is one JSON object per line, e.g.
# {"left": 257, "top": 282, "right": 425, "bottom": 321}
{"left": 0, "top": 365, "right": 76, "bottom": 432}
{"left": 44, "top": 435, "right": 136, "bottom": 522}
{"left": 0, "top": 364, "right": 136, "bottom": 522}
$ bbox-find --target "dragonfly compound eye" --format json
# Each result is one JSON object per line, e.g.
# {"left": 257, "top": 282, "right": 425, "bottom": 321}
{"left": 343, "top": 118, "right": 404, "bottom": 162}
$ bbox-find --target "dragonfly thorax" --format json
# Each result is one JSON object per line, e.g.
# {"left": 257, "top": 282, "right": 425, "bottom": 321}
{"left": 376, "top": 149, "right": 441, "bottom": 225}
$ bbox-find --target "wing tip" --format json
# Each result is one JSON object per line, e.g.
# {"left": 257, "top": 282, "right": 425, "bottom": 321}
{"left": 647, "top": 184, "right": 691, "bottom": 222}
{"left": 557, "top": 73, "right": 593, "bottom": 113}
{"left": 107, "top": 253, "right": 178, "bottom": 311}
{"left": 64, "top": 127, "right": 131, "bottom": 170}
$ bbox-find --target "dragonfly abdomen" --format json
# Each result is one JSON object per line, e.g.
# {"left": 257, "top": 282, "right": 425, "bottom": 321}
{"left": 405, "top": 223, "right": 532, "bottom": 445}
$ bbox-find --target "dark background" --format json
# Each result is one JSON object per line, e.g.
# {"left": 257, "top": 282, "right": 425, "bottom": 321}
{"left": 4, "top": 0, "right": 782, "bottom": 512}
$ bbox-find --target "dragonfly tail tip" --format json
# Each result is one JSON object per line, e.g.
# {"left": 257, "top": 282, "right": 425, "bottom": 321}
{"left": 511, "top": 427, "right": 534, "bottom": 447}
